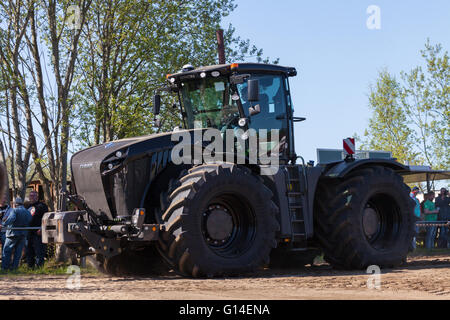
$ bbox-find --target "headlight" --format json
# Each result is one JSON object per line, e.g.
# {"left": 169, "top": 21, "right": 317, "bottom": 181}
{"left": 102, "top": 148, "right": 128, "bottom": 175}
{"left": 238, "top": 118, "right": 248, "bottom": 127}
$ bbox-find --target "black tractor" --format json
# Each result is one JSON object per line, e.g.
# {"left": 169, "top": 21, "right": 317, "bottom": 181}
{"left": 42, "top": 63, "right": 415, "bottom": 277}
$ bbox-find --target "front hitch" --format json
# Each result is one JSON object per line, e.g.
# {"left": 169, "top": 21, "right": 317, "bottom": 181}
{"left": 42, "top": 209, "right": 161, "bottom": 259}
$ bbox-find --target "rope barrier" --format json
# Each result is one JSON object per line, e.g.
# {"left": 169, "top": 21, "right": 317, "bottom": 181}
{"left": 416, "top": 221, "right": 450, "bottom": 228}
{"left": 0, "top": 227, "right": 42, "bottom": 230}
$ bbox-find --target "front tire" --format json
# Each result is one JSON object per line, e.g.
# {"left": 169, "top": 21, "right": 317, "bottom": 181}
{"left": 158, "top": 164, "right": 279, "bottom": 277}
{"left": 314, "top": 166, "right": 415, "bottom": 269}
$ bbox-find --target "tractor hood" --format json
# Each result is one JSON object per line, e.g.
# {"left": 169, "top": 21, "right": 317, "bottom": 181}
{"left": 71, "top": 130, "right": 190, "bottom": 221}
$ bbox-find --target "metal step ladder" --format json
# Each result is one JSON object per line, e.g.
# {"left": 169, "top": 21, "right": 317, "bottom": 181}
{"left": 285, "top": 165, "right": 308, "bottom": 250}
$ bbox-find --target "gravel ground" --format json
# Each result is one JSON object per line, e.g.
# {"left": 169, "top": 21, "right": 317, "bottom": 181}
{"left": 0, "top": 253, "right": 449, "bottom": 300}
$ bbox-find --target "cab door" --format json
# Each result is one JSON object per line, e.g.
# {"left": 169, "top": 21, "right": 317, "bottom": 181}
{"left": 237, "top": 73, "right": 290, "bottom": 162}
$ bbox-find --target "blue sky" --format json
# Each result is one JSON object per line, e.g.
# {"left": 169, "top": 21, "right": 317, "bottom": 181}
{"left": 222, "top": 0, "right": 450, "bottom": 163}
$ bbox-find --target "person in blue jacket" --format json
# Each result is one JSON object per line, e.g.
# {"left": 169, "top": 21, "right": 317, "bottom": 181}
{"left": 1, "top": 197, "right": 32, "bottom": 270}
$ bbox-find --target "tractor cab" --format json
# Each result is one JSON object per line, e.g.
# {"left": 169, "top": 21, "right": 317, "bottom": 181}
{"left": 155, "top": 63, "right": 300, "bottom": 163}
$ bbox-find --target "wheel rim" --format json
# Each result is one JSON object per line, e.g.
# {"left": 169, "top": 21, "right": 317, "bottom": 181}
{"left": 362, "top": 193, "right": 402, "bottom": 251}
{"left": 201, "top": 193, "right": 256, "bottom": 258}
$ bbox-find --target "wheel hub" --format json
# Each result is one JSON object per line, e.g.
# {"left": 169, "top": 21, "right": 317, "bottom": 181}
{"left": 363, "top": 207, "right": 381, "bottom": 239}
{"left": 205, "top": 205, "right": 233, "bottom": 243}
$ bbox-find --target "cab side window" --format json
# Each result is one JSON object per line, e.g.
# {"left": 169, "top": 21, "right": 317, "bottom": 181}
{"left": 237, "top": 74, "right": 289, "bottom": 156}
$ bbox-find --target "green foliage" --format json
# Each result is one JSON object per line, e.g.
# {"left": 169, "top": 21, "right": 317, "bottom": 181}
{"left": 362, "top": 41, "right": 449, "bottom": 170}
{"left": 72, "top": 0, "right": 277, "bottom": 148}
{"left": 400, "top": 40, "right": 449, "bottom": 169}
{"left": 362, "top": 70, "right": 418, "bottom": 164}
{"left": 0, "top": 259, "right": 99, "bottom": 276}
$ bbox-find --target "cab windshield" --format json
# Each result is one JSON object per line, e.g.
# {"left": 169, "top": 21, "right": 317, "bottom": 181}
{"left": 178, "top": 72, "right": 290, "bottom": 159}
{"left": 180, "top": 77, "right": 240, "bottom": 130}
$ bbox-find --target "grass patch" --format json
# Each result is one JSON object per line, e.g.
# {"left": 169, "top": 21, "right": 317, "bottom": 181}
{"left": 408, "top": 247, "right": 450, "bottom": 257}
{"left": 313, "top": 254, "right": 325, "bottom": 265}
{"left": 0, "top": 258, "right": 100, "bottom": 277}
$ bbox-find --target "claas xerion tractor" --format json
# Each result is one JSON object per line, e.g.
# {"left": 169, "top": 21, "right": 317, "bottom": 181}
{"left": 42, "top": 63, "right": 415, "bottom": 277}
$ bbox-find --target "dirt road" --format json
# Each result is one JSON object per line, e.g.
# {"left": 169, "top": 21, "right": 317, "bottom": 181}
{"left": 1, "top": 253, "right": 449, "bottom": 300}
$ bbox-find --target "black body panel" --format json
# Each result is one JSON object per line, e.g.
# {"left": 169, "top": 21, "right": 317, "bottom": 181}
{"left": 70, "top": 127, "right": 291, "bottom": 222}
{"left": 71, "top": 139, "right": 136, "bottom": 220}
{"left": 263, "top": 169, "right": 290, "bottom": 237}
{"left": 71, "top": 132, "right": 181, "bottom": 220}
{"left": 304, "top": 166, "right": 323, "bottom": 237}
{"left": 168, "top": 63, "right": 297, "bottom": 82}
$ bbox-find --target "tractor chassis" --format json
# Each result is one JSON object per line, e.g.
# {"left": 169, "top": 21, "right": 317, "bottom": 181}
{"left": 42, "top": 210, "right": 161, "bottom": 259}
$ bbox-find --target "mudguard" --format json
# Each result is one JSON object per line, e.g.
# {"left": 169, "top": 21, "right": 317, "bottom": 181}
{"left": 321, "top": 158, "right": 409, "bottom": 178}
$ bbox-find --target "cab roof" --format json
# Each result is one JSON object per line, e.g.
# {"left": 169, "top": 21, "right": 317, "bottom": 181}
{"left": 167, "top": 63, "right": 297, "bottom": 82}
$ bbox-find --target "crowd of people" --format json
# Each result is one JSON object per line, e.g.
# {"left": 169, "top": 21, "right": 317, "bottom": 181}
{"left": 0, "top": 191, "right": 48, "bottom": 271}
{"left": 411, "top": 187, "right": 450, "bottom": 250}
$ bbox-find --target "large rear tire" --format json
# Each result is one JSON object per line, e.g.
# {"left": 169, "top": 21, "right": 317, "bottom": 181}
{"left": 314, "top": 166, "right": 415, "bottom": 269}
{"left": 157, "top": 163, "right": 279, "bottom": 277}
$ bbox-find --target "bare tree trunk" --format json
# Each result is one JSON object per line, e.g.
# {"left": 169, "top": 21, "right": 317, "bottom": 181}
{"left": 4, "top": 87, "right": 16, "bottom": 198}
{"left": 0, "top": 153, "right": 6, "bottom": 203}
{"left": 47, "top": 0, "right": 92, "bottom": 210}
{"left": 0, "top": 1, "right": 34, "bottom": 199}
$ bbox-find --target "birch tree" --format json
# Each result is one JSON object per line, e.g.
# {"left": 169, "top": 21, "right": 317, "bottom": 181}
{"left": 363, "top": 41, "right": 449, "bottom": 170}
{"left": 74, "top": 0, "right": 277, "bottom": 146}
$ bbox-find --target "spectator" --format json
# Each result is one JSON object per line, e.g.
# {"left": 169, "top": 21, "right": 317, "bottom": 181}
{"left": 0, "top": 198, "right": 12, "bottom": 249}
{"left": 26, "top": 190, "right": 48, "bottom": 268}
{"left": 424, "top": 192, "right": 439, "bottom": 249}
{"left": 1, "top": 197, "right": 32, "bottom": 270}
{"left": 410, "top": 186, "right": 421, "bottom": 250}
{"left": 436, "top": 188, "right": 450, "bottom": 249}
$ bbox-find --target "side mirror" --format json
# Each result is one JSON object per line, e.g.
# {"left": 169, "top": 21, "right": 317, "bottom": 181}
{"left": 247, "top": 79, "right": 259, "bottom": 102}
{"left": 153, "top": 94, "right": 161, "bottom": 115}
